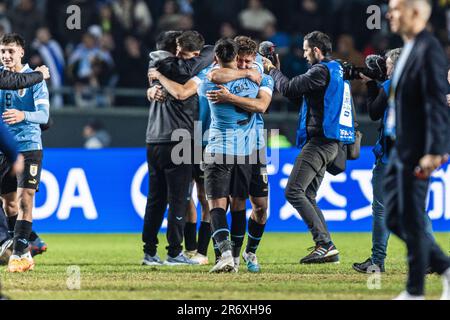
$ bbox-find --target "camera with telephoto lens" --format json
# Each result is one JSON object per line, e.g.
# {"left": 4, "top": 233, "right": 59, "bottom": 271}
{"left": 338, "top": 54, "right": 387, "bottom": 82}
{"left": 259, "top": 41, "right": 277, "bottom": 64}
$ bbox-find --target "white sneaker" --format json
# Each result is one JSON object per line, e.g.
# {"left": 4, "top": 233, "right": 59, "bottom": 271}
{"left": 209, "top": 251, "right": 234, "bottom": 273}
{"left": 7, "top": 251, "right": 35, "bottom": 273}
{"left": 183, "top": 250, "right": 197, "bottom": 259}
{"left": 190, "top": 253, "right": 209, "bottom": 265}
{"left": 242, "top": 251, "right": 261, "bottom": 273}
{"left": 393, "top": 291, "right": 425, "bottom": 300}
{"left": 233, "top": 257, "right": 240, "bottom": 273}
{"left": 440, "top": 268, "right": 450, "bottom": 300}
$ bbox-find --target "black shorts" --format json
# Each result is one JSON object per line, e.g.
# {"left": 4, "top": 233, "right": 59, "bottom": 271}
{"left": 249, "top": 148, "right": 269, "bottom": 198}
{"left": 204, "top": 154, "right": 252, "bottom": 200}
{"left": 0, "top": 150, "right": 43, "bottom": 194}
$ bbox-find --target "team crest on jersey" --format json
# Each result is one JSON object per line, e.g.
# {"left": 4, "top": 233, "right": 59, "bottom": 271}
{"left": 260, "top": 167, "right": 268, "bottom": 184}
{"left": 17, "top": 88, "right": 26, "bottom": 97}
{"left": 29, "top": 164, "right": 38, "bottom": 177}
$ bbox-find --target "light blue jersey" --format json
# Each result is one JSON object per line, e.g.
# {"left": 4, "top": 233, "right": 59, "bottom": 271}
{"left": 253, "top": 53, "right": 273, "bottom": 150}
{"left": 0, "top": 64, "right": 50, "bottom": 152}
{"left": 199, "top": 76, "right": 259, "bottom": 156}
{"left": 193, "top": 63, "right": 214, "bottom": 146}
{"left": 255, "top": 74, "right": 274, "bottom": 150}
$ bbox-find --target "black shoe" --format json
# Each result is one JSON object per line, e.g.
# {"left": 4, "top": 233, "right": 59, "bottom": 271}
{"left": 352, "top": 258, "right": 385, "bottom": 273}
{"left": 426, "top": 267, "right": 435, "bottom": 275}
{"left": 300, "top": 242, "right": 340, "bottom": 264}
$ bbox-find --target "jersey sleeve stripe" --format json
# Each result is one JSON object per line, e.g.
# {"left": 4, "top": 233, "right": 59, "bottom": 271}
{"left": 35, "top": 99, "right": 50, "bottom": 106}
{"left": 259, "top": 87, "right": 273, "bottom": 96}
{"left": 192, "top": 76, "right": 202, "bottom": 85}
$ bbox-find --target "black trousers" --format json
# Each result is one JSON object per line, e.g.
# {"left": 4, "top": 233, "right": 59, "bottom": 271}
{"left": 142, "top": 143, "right": 193, "bottom": 257}
{"left": 384, "top": 149, "right": 450, "bottom": 295}
{"left": 285, "top": 137, "right": 339, "bottom": 245}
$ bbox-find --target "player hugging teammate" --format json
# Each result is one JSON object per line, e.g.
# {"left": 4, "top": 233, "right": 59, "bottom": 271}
{"left": 144, "top": 32, "right": 274, "bottom": 273}
{"left": 0, "top": 33, "right": 50, "bottom": 273}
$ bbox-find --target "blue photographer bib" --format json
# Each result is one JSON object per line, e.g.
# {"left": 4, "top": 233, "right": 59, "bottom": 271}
{"left": 372, "top": 79, "right": 391, "bottom": 164}
{"left": 296, "top": 60, "right": 355, "bottom": 148}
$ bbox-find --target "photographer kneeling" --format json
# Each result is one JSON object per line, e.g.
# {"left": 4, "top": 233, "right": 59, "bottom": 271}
{"left": 352, "top": 49, "right": 435, "bottom": 273}
{"left": 263, "top": 31, "right": 355, "bottom": 264}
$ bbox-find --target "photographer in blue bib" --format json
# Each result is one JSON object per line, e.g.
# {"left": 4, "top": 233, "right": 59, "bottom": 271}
{"left": 263, "top": 31, "right": 355, "bottom": 264}
{"left": 351, "top": 49, "right": 436, "bottom": 274}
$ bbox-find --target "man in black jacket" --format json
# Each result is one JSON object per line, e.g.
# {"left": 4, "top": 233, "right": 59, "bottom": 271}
{"left": 386, "top": 0, "right": 450, "bottom": 300}
{"left": 263, "top": 31, "right": 355, "bottom": 264}
{"left": 141, "top": 31, "right": 214, "bottom": 266}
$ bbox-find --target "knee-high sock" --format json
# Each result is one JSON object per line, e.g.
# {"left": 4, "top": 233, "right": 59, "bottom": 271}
{"left": 197, "top": 221, "right": 211, "bottom": 256}
{"left": 230, "top": 210, "right": 246, "bottom": 258}
{"left": 13, "top": 220, "right": 32, "bottom": 255}
{"left": 184, "top": 222, "right": 197, "bottom": 251}
{"left": 246, "top": 217, "right": 266, "bottom": 254}
{"left": 210, "top": 208, "right": 230, "bottom": 253}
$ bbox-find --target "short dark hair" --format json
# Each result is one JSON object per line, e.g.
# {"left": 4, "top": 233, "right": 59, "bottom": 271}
{"left": 214, "top": 38, "right": 238, "bottom": 64}
{"left": 304, "top": 31, "right": 332, "bottom": 56}
{"left": 156, "top": 30, "right": 182, "bottom": 54}
{"left": 234, "top": 35, "right": 257, "bottom": 56}
{"left": 176, "top": 31, "right": 205, "bottom": 52}
{"left": 0, "top": 33, "right": 25, "bottom": 49}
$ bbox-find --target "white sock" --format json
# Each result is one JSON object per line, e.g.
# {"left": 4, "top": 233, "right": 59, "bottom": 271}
{"left": 394, "top": 291, "right": 425, "bottom": 300}
{"left": 441, "top": 267, "right": 450, "bottom": 300}
{"left": 222, "top": 250, "right": 232, "bottom": 259}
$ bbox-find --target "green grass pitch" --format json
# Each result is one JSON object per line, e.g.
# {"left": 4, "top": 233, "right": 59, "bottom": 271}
{"left": 1, "top": 232, "right": 449, "bottom": 300}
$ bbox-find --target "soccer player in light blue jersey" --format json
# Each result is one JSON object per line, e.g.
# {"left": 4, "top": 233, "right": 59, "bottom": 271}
{"left": 206, "top": 36, "right": 274, "bottom": 273}
{"left": 198, "top": 38, "right": 261, "bottom": 273}
{"left": 0, "top": 34, "right": 49, "bottom": 273}
{"left": 147, "top": 37, "right": 267, "bottom": 270}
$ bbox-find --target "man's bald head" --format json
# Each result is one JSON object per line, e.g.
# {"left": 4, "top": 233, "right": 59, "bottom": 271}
{"left": 388, "top": 0, "right": 432, "bottom": 38}
{"left": 405, "top": 0, "right": 432, "bottom": 21}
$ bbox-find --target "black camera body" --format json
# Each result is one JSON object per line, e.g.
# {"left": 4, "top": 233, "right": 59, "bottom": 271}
{"left": 259, "top": 41, "right": 277, "bottom": 64}
{"left": 338, "top": 55, "right": 387, "bottom": 82}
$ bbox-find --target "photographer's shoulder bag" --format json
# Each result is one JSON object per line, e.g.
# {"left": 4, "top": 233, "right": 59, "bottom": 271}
{"left": 347, "top": 99, "right": 362, "bottom": 160}
{"left": 326, "top": 98, "right": 362, "bottom": 176}
{"left": 326, "top": 142, "right": 347, "bottom": 175}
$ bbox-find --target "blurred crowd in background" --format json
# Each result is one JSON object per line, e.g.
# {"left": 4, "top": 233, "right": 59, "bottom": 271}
{"left": 0, "top": 0, "right": 448, "bottom": 113}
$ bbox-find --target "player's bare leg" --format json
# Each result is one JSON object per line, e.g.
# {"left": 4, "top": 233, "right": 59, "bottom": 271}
{"left": 183, "top": 198, "right": 198, "bottom": 258}
{"left": 190, "top": 182, "right": 210, "bottom": 265}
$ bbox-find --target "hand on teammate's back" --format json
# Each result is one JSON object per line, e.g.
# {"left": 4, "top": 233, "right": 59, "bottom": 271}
{"left": 34, "top": 65, "right": 50, "bottom": 80}
{"left": 246, "top": 69, "right": 262, "bottom": 85}
{"left": 148, "top": 68, "right": 161, "bottom": 81}
{"left": 11, "top": 153, "right": 24, "bottom": 175}
{"left": 206, "top": 85, "right": 231, "bottom": 104}
{"left": 147, "top": 85, "right": 166, "bottom": 102}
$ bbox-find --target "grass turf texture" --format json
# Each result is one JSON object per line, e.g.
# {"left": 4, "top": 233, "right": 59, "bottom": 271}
{"left": 1, "top": 232, "right": 449, "bottom": 300}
